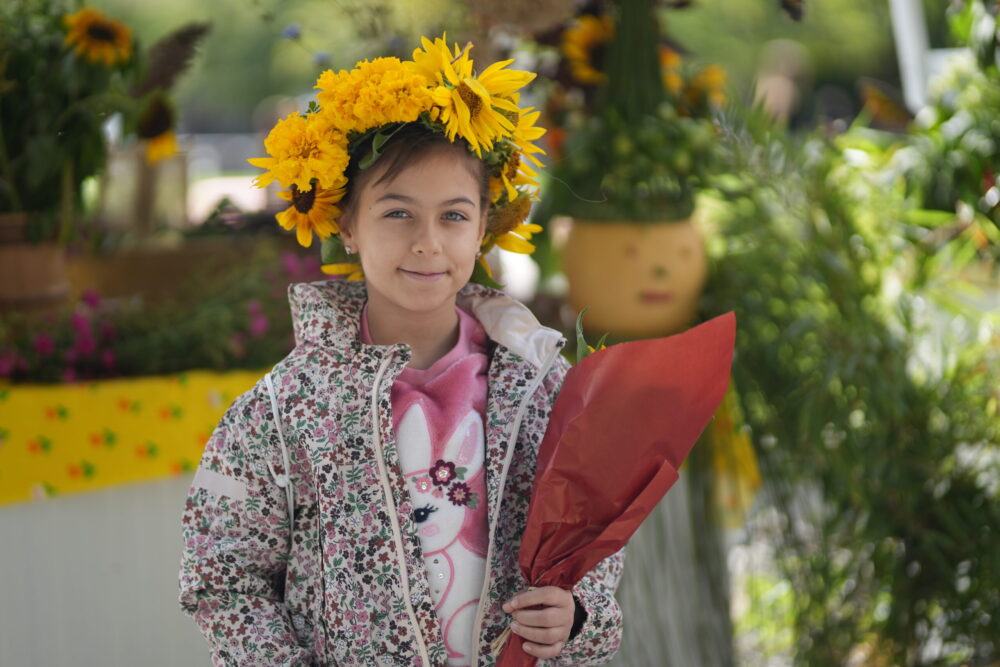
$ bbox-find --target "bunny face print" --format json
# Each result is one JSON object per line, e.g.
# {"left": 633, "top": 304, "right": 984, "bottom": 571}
{"left": 401, "top": 410, "right": 487, "bottom": 553}
{"left": 397, "top": 405, "right": 488, "bottom": 666}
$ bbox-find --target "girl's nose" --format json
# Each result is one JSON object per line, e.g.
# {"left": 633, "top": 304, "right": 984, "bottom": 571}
{"left": 411, "top": 220, "right": 443, "bottom": 255}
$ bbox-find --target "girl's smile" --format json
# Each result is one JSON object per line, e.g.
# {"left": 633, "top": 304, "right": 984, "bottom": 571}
{"left": 400, "top": 269, "right": 447, "bottom": 281}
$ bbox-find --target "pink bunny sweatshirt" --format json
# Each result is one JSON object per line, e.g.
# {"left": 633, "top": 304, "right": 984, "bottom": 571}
{"left": 361, "top": 304, "right": 489, "bottom": 667}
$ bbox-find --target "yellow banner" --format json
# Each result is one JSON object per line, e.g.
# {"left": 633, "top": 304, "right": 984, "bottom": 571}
{"left": 0, "top": 369, "right": 265, "bottom": 506}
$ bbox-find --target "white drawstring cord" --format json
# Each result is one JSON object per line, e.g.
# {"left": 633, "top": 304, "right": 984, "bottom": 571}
{"left": 264, "top": 372, "right": 295, "bottom": 530}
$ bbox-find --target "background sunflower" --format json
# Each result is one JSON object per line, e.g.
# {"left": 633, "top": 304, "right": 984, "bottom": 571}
{"left": 63, "top": 6, "right": 133, "bottom": 66}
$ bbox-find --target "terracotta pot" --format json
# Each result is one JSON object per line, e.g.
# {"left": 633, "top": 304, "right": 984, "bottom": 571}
{"left": 0, "top": 212, "right": 70, "bottom": 314}
{"left": 562, "top": 217, "right": 707, "bottom": 338}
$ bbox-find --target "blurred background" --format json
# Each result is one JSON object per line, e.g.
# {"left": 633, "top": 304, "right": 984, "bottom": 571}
{"left": 2, "top": 0, "right": 998, "bottom": 664}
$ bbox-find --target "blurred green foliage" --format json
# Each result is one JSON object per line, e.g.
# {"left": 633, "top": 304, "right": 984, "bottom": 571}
{"left": 90, "top": 0, "right": 467, "bottom": 131}
{"left": 86, "top": 0, "right": 955, "bottom": 132}
{"left": 702, "top": 105, "right": 1000, "bottom": 663}
{"left": 891, "top": 1, "right": 1000, "bottom": 261}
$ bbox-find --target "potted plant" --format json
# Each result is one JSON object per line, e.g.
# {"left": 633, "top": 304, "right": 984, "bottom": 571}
{"left": 538, "top": 0, "right": 724, "bottom": 337}
{"left": 0, "top": 0, "right": 207, "bottom": 312}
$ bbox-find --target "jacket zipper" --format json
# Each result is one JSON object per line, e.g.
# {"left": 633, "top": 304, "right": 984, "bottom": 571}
{"left": 370, "top": 351, "right": 432, "bottom": 665}
{"left": 469, "top": 341, "right": 564, "bottom": 665}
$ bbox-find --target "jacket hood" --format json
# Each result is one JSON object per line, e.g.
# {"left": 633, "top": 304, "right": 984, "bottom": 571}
{"left": 287, "top": 280, "right": 564, "bottom": 369}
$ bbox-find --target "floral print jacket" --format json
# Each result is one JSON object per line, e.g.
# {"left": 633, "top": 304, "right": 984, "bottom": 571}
{"left": 178, "top": 280, "right": 624, "bottom": 666}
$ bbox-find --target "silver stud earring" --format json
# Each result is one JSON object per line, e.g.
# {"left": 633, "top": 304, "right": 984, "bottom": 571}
{"left": 475, "top": 250, "right": 482, "bottom": 258}
{"left": 345, "top": 245, "right": 353, "bottom": 254}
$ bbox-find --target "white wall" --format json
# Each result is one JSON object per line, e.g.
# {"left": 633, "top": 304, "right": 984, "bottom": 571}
{"left": 0, "top": 477, "right": 211, "bottom": 666}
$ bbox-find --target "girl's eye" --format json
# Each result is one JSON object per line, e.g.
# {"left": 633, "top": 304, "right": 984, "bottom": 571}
{"left": 443, "top": 211, "right": 468, "bottom": 222}
{"left": 385, "top": 210, "right": 410, "bottom": 219}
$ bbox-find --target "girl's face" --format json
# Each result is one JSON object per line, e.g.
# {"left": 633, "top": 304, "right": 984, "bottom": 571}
{"left": 339, "top": 147, "right": 487, "bottom": 321}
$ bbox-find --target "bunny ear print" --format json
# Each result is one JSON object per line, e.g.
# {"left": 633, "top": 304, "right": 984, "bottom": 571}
{"left": 396, "top": 406, "right": 435, "bottom": 475}
{"left": 441, "top": 413, "right": 486, "bottom": 477}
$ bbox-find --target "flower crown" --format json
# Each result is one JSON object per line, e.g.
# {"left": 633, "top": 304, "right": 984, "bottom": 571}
{"left": 248, "top": 35, "right": 547, "bottom": 285}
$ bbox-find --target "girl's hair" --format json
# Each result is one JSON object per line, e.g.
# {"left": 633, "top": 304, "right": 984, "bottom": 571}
{"left": 338, "top": 123, "right": 491, "bottom": 224}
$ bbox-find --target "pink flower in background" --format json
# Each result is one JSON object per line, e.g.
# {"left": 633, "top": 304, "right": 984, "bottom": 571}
{"left": 281, "top": 251, "right": 301, "bottom": 277}
{"left": 281, "top": 250, "right": 325, "bottom": 281}
{"left": 61, "top": 367, "right": 77, "bottom": 383}
{"left": 249, "top": 314, "right": 269, "bottom": 338}
{"left": 70, "top": 311, "right": 97, "bottom": 356}
{"left": 70, "top": 311, "right": 90, "bottom": 334}
{"left": 246, "top": 299, "right": 263, "bottom": 315}
{"left": 101, "top": 349, "right": 115, "bottom": 369}
{"left": 81, "top": 289, "right": 101, "bottom": 309}
{"left": 0, "top": 352, "right": 18, "bottom": 376}
{"left": 34, "top": 333, "right": 55, "bottom": 356}
{"left": 99, "top": 322, "right": 117, "bottom": 341}
{"left": 74, "top": 333, "right": 97, "bottom": 356}
{"left": 64, "top": 349, "right": 78, "bottom": 363}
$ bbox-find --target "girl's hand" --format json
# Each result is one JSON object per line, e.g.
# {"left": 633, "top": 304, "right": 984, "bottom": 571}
{"left": 502, "top": 586, "right": 575, "bottom": 659}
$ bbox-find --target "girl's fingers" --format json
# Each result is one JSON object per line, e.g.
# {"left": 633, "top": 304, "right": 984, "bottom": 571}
{"left": 510, "top": 621, "right": 567, "bottom": 646}
{"left": 522, "top": 640, "right": 565, "bottom": 659}
{"left": 512, "top": 607, "right": 562, "bottom": 628}
{"left": 504, "top": 586, "right": 572, "bottom": 612}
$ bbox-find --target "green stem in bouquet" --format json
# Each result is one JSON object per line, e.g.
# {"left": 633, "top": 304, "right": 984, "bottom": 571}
{"left": 574, "top": 307, "right": 609, "bottom": 364}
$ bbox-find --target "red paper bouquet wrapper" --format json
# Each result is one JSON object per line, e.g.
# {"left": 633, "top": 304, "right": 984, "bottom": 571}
{"left": 496, "top": 312, "right": 736, "bottom": 666}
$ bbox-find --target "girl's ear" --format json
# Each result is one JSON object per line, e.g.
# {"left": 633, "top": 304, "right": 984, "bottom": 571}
{"left": 477, "top": 208, "right": 488, "bottom": 246}
{"left": 338, "top": 212, "right": 355, "bottom": 246}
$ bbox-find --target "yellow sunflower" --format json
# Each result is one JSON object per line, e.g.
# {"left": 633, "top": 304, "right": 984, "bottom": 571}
{"left": 413, "top": 35, "right": 535, "bottom": 157}
{"left": 510, "top": 106, "right": 547, "bottom": 168}
{"left": 248, "top": 112, "right": 349, "bottom": 192}
{"left": 561, "top": 14, "right": 613, "bottom": 85}
{"left": 63, "top": 7, "right": 132, "bottom": 67}
{"left": 482, "top": 194, "right": 540, "bottom": 257}
{"left": 321, "top": 262, "right": 365, "bottom": 281}
{"left": 492, "top": 151, "right": 539, "bottom": 203}
{"left": 136, "top": 94, "right": 178, "bottom": 164}
{"left": 409, "top": 34, "right": 460, "bottom": 85}
{"left": 275, "top": 184, "right": 343, "bottom": 248}
{"left": 146, "top": 131, "right": 178, "bottom": 164}
{"left": 315, "top": 58, "right": 433, "bottom": 135}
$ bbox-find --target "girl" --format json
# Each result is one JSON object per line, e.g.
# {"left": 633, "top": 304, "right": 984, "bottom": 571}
{"left": 179, "top": 36, "right": 624, "bottom": 666}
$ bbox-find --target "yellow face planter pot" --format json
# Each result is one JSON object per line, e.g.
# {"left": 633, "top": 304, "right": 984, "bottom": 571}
{"left": 563, "top": 217, "right": 707, "bottom": 338}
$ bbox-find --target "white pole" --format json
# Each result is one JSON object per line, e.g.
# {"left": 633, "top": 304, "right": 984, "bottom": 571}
{"left": 888, "top": 0, "right": 931, "bottom": 112}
